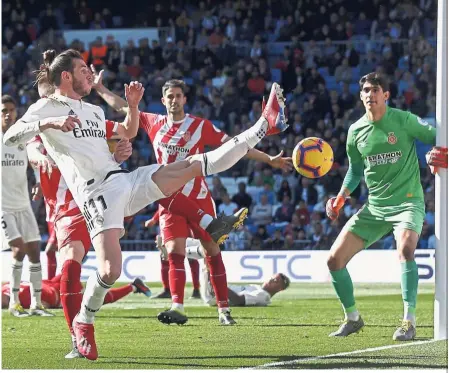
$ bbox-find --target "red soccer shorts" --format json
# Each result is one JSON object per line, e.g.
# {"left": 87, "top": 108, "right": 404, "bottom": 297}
{"left": 54, "top": 213, "right": 92, "bottom": 254}
{"left": 159, "top": 195, "right": 216, "bottom": 244}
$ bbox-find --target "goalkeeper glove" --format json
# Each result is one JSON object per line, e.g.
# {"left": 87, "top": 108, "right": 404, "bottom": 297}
{"left": 326, "top": 195, "right": 346, "bottom": 221}
{"left": 426, "top": 146, "right": 448, "bottom": 175}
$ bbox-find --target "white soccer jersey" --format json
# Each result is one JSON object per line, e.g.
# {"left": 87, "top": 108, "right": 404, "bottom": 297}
{"left": 15, "top": 94, "right": 120, "bottom": 205}
{"left": 1, "top": 133, "right": 31, "bottom": 211}
{"left": 229, "top": 284, "right": 272, "bottom": 306}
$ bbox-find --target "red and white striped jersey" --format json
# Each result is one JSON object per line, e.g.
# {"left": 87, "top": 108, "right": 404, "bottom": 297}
{"left": 29, "top": 120, "right": 118, "bottom": 222}
{"left": 139, "top": 113, "right": 227, "bottom": 199}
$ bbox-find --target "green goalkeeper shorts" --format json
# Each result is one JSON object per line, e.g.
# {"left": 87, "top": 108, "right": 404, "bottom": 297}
{"left": 344, "top": 201, "right": 425, "bottom": 248}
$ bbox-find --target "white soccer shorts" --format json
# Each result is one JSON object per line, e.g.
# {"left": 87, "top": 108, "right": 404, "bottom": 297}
{"left": 1, "top": 205, "right": 41, "bottom": 250}
{"left": 79, "top": 165, "right": 166, "bottom": 239}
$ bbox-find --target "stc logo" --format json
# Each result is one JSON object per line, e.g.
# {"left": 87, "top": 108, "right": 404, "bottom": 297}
{"left": 78, "top": 252, "right": 435, "bottom": 282}
{"left": 240, "top": 254, "right": 312, "bottom": 281}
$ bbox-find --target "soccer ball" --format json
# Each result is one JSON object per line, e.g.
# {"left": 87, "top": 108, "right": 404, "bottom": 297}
{"left": 292, "top": 137, "right": 334, "bottom": 178}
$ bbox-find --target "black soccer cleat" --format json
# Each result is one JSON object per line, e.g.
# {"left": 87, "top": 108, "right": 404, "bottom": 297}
{"left": 151, "top": 288, "right": 171, "bottom": 299}
{"left": 219, "top": 310, "right": 236, "bottom": 325}
{"left": 132, "top": 278, "right": 152, "bottom": 297}
{"left": 205, "top": 208, "right": 248, "bottom": 244}
{"left": 157, "top": 309, "right": 188, "bottom": 325}
{"left": 190, "top": 288, "right": 201, "bottom": 299}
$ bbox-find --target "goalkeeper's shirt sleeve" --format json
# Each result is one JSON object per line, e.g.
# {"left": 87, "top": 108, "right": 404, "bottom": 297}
{"left": 406, "top": 113, "right": 436, "bottom": 145}
{"left": 342, "top": 128, "right": 364, "bottom": 193}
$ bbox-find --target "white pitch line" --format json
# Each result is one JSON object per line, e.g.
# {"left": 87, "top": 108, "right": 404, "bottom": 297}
{"left": 244, "top": 339, "right": 441, "bottom": 369}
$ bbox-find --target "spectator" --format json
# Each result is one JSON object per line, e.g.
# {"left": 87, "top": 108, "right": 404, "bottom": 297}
{"left": 265, "top": 230, "right": 285, "bottom": 250}
{"left": 335, "top": 58, "right": 352, "bottom": 84}
{"left": 210, "top": 176, "right": 228, "bottom": 207}
{"left": 274, "top": 195, "right": 295, "bottom": 223}
{"left": 250, "top": 194, "right": 273, "bottom": 226}
{"left": 232, "top": 182, "right": 253, "bottom": 210}
{"left": 218, "top": 192, "right": 239, "bottom": 215}
{"left": 294, "top": 177, "right": 318, "bottom": 208}
{"left": 276, "top": 180, "right": 292, "bottom": 203}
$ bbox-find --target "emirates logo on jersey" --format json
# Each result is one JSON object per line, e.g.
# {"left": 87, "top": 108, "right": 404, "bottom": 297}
{"left": 387, "top": 132, "right": 397, "bottom": 144}
{"left": 182, "top": 131, "right": 191, "bottom": 142}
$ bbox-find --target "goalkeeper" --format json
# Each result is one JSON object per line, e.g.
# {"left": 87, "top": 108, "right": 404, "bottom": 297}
{"left": 325, "top": 72, "right": 448, "bottom": 341}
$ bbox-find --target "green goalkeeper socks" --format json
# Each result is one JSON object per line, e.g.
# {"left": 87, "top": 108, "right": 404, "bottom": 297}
{"left": 401, "top": 260, "right": 418, "bottom": 325}
{"left": 330, "top": 268, "right": 358, "bottom": 319}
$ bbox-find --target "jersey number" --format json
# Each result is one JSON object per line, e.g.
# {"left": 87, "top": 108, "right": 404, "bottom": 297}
{"left": 84, "top": 195, "right": 108, "bottom": 232}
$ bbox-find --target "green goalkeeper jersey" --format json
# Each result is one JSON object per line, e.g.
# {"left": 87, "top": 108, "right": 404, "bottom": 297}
{"left": 344, "top": 106, "right": 436, "bottom": 207}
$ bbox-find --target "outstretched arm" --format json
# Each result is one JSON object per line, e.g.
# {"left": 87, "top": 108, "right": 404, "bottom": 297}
{"left": 114, "top": 81, "right": 145, "bottom": 139}
{"left": 91, "top": 65, "right": 128, "bottom": 114}
{"left": 220, "top": 134, "right": 293, "bottom": 172}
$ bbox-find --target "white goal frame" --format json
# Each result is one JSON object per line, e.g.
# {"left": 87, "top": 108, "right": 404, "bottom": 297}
{"left": 434, "top": 0, "right": 448, "bottom": 341}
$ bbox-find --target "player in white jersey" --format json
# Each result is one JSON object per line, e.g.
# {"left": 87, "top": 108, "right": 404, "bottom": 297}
{"left": 1, "top": 95, "right": 54, "bottom": 318}
{"left": 3, "top": 48, "right": 288, "bottom": 360}
{"left": 156, "top": 236, "right": 290, "bottom": 306}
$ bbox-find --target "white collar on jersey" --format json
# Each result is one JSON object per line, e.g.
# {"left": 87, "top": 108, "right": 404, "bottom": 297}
{"left": 50, "top": 93, "right": 84, "bottom": 109}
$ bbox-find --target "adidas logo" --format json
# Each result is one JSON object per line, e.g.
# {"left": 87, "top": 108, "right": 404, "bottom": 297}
{"left": 94, "top": 112, "right": 101, "bottom": 120}
{"left": 68, "top": 110, "right": 75, "bottom": 116}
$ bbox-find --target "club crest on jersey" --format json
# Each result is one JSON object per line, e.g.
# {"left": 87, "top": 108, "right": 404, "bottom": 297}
{"left": 387, "top": 132, "right": 397, "bottom": 144}
{"left": 417, "top": 117, "right": 429, "bottom": 126}
{"left": 182, "top": 131, "right": 191, "bottom": 142}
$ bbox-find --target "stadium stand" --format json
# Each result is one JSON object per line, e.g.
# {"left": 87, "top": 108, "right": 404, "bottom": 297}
{"left": 2, "top": 0, "right": 438, "bottom": 250}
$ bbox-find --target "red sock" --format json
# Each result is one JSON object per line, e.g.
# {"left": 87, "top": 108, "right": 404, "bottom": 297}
{"left": 47, "top": 251, "right": 57, "bottom": 280}
{"left": 188, "top": 259, "right": 200, "bottom": 290}
{"left": 103, "top": 284, "right": 133, "bottom": 304}
{"left": 60, "top": 260, "right": 83, "bottom": 334}
{"left": 159, "top": 191, "right": 207, "bottom": 226}
{"left": 168, "top": 253, "right": 186, "bottom": 304}
{"left": 161, "top": 259, "right": 170, "bottom": 290}
{"left": 206, "top": 252, "right": 229, "bottom": 309}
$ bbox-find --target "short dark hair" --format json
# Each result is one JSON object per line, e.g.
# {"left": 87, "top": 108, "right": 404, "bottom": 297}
{"left": 162, "top": 79, "right": 186, "bottom": 96}
{"left": 279, "top": 273, "right": 290, "bottom": 290}
{"left": 1, "top": 95, "right": 17, "bottom": 107}
{"left": 359, "top": 72, "right": 389, "bottom": 92}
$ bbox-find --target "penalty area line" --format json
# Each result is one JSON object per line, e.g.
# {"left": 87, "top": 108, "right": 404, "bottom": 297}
{"left": 244, "top": 339, "right": 440, "bottom": 369}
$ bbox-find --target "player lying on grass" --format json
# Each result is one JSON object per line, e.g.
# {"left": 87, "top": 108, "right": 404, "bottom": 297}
{"left": 1, "top": 275, "right": 152, "bottom": 311}
{"left": 156, "top": 236, "right": 290, "bottom": 307}
{"left": 91, "top": 69, "right": 292, "bottom": 326}
{"left": 3, "top": 48, "right": 287, "bottom": 360}
{"left": 325, "top": 72, "right": 448, "bottom": 341}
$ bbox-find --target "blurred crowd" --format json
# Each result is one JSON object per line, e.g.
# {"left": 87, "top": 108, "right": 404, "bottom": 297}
{"left": 3, "top": 0, "right": 438, "bottom": 251}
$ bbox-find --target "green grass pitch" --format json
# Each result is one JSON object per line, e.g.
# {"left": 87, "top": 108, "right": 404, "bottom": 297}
{"left": 2, "top": 282, "right": 447, "bottom": 369}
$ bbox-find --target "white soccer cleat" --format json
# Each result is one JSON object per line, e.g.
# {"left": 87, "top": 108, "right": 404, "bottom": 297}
{"left": 29, "top": 304, "right": 55, "bottom": 317}
{"left": 9, "top": 303, "right": 30, "bottom": 318}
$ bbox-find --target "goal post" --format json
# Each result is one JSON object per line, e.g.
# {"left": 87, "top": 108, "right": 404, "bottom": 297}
{"left": 434, "top": 0, "right": 448, "bottom": 341}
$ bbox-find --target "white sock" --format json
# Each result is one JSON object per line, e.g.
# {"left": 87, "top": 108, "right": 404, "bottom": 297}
{"left": 29, "top": 262, "right": 42, "bottom": 308}
{"left": 199, "top": 214, "right": 213, "bottom": 229}
{"left": 77, "top": 272, "right": 112, "bottom": 324}
{"left": 342, "top": 304, "right": 360, "bottom": 321}
{"left": 404, "top": 304, "right": 416, "bottom": 327}
{"left": 193, "top": 117, "right": 268, "bottom": 176}
{"left": 186, "top": 245, "right": 205, "bottom": 260}
{"left": 10, "top": 259, "right": 23, "bottom": 306}
{"left": 171, "top": 303, "right": 184, "bottom": 312}
{"left": 219, "top": 307, "right": 230, "bottom": 313}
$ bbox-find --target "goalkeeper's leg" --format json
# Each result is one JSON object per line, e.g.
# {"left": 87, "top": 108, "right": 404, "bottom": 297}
{"left": 393, "top": 228, "right": 420, "bottom": 341}
{"left": 327, "top": 230, "right": 365, "bottom": 337}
